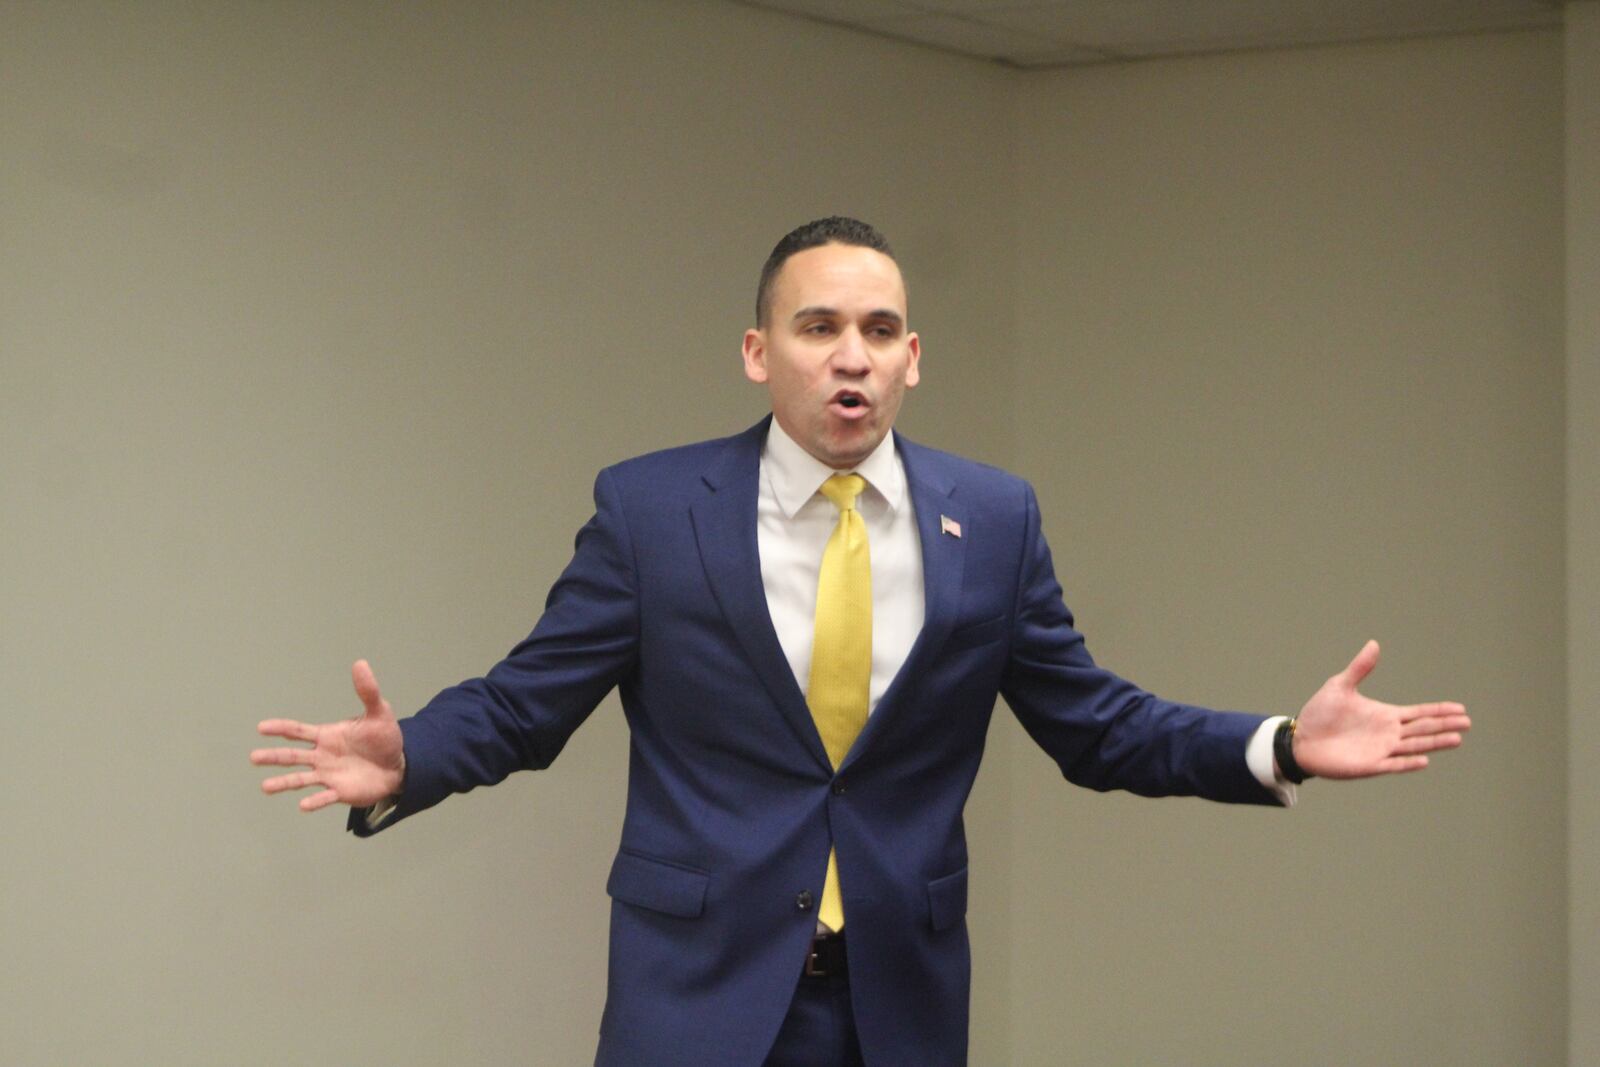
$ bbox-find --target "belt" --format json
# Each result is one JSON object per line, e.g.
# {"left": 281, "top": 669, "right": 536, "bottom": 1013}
{"left": 802, "top": 932, "right": 848, "bottom": 979}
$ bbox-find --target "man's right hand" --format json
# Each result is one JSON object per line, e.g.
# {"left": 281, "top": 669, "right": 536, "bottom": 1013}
{"left": 252, "top": 660, "right": 406, "bottom": 812}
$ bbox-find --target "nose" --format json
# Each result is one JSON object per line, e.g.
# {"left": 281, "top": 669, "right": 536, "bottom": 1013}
{"left": 831, "top": 325, "right": 870, "bottom": 376}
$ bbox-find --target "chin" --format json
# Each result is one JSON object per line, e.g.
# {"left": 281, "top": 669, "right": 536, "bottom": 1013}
{"left": 825, "top": 437, "right": 876, "bottom": 469}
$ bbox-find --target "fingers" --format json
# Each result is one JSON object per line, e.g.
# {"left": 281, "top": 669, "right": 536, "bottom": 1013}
{"left": 1393, "top": 732, "right": 1463, "bottom": 756}
{"left": 259, "top": 770, "right": 320, "bottom": 795}
{"left": 255, "top": 723, "right": 323, "bottom": 797}
{"left": 1340, "top": 639, "right": 1381, "bottom": 688}
{"left": 351, "top": 659, "right": 391, "bottom": 720}
{"left": 261, "top": 773, "right": 340, "bottom": 811}
{"left": 1387, "top": 699, "right": 1468, "bottom": 755}
{"left": 258, "top": 765, "right": 348, "bottom": 811}
{"left": 1400, "top": 714, "right": 1471, "bottom": 741}
{"left": 250, "top": 746, "right": 317, "bottom": 767}
{"left": 300, "top": 789, "right": 341, "bottom": 813}
{"left": 1378, "top": 755, "right": 1429, "bottom": 774}
{"left": 1399, "top": 701, "right": 1469, "bottom": 726}
{"left": 257, "top": 719, "right": 317, "bottom": 743}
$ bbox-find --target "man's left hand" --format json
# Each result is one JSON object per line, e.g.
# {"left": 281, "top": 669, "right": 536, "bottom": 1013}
{"left": 1292, "top": 640, "right": 1470, "bottom": 779}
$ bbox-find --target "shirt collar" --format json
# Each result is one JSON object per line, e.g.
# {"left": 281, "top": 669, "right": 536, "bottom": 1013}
{"left": 763, "top": 417, "right": 906, "bottom": 520}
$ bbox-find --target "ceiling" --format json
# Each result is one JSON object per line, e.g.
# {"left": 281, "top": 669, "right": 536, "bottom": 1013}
{"left": 730, "top": 0, "right": 1567, "bottom": 69}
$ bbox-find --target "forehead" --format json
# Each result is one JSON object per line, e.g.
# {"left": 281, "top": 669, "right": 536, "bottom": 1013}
{"left": 771, "top": 243, "right": 907, "bottom": 318}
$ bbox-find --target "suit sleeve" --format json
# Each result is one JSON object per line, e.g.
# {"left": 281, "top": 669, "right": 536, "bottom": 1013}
{"left": 349, "top": 467, "right": 640, "bottom": 836}
{"left": 998, "top": 484, "right": 1278, "bottom": 806}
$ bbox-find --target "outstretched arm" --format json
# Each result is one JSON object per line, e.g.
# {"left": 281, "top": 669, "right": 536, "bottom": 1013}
{"left": 252, "top": 660, "right": 406, "bottom": 812}
{"left": 1292, "top": 640, "right": 1470, "bottom": 779}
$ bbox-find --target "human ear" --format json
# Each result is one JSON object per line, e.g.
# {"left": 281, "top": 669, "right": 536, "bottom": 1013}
{"left": 741, "top": 328, "right": 770, "bottom": 384}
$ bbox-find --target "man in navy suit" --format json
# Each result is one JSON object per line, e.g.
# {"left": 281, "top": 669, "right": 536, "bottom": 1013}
{"left": 254, "top": 217, "right": 1470, "bottom": 1066}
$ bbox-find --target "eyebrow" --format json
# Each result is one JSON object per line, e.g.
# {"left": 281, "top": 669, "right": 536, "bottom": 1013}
{"left": 790, "top": 306, "right": 905, "bottom": 326}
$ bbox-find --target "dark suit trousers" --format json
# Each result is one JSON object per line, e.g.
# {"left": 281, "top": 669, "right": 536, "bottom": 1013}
{"left": 762, "top": 971, "right": 865, "bottom": 1067}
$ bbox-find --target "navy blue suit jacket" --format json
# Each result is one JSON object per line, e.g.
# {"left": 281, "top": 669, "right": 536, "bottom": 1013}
{"left": 350, "top": 417, "right": 1277, "bottom": 1066}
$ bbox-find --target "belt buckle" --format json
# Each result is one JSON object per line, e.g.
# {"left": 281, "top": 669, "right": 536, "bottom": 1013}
{"left": 804, "top": 938, "right": 828, "bottom": 978}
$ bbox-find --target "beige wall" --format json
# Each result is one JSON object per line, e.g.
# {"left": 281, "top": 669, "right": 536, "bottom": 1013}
{"left": 0, "top": 3, "right": 1016, "bottom": 1063}
{"left": 0, "top": 2, "right": 1577, "bottom": 1064}
{"left": 1009, "top": 29, "right": 1566, "bottom": 1064}
{"left": 1567, "top": 4, "right": 1600, "bottom": 1063}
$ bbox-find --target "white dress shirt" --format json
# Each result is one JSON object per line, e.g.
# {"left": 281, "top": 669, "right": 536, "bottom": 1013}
{"left": 757, "top": 419, "right": 923, "bottom": 719}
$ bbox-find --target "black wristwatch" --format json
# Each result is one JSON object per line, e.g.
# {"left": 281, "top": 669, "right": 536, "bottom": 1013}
{"left": 1274, "top": 717, "right": 1314, "bottom": 785}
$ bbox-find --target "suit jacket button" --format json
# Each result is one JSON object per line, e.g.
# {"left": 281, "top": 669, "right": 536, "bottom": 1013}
{"left": 831, "top": 780, "right": 847, "bottom": 796}
{"left": 796, "top": 890, "right": 814, "bottom": 912}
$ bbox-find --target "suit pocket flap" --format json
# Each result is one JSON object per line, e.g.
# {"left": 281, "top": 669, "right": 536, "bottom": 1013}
{"left": 926, "top": 866, "right": 969, "bottom": 931}
{"left": 606, "top": 850, "right": 709, "bottom": 919}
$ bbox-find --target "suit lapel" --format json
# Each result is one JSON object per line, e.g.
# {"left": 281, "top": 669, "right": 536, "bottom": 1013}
{"left": 690, "top": 418, "right": 833, "bottom": 772}
{"left": 840, "top": 434, "right": 966, "bottom": 771}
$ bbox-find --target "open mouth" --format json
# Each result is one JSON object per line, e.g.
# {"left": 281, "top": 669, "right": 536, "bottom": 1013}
{"left": 830, "top": 391, "right": 871, "bottom": 420}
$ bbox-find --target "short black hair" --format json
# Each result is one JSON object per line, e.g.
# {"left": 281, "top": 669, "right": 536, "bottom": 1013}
{"left": 756, "top": 216, "right": 896, "bottom": 326}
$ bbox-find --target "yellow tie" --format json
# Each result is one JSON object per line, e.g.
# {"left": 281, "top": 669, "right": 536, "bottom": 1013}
{"left": 808, "top": 473, "right": 871, "bottom": 930}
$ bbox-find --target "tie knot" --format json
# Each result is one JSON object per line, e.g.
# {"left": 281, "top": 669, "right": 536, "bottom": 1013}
{"left": 819, "top": 473, "right": 866, "bottom": 513}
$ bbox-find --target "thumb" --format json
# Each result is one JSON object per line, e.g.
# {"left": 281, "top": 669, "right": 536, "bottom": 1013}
{"left": 351, "top": 659, "right": 392, "bottom": 719}
{"left": 1340, "top": 639, "right": 1381, "bottom": 688}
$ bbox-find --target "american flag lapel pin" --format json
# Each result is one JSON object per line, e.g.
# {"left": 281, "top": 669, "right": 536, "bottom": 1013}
{"left": 940, "top": 514, "right": 962, "bottom": 539}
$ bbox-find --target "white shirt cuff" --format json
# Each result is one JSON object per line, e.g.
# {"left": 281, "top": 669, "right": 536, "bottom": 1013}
{"left": 365, "top": 795, "right": 399, "bottom": 829}
{"left": 1247, "top": 715, "right": 1297, "bottom": 808}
